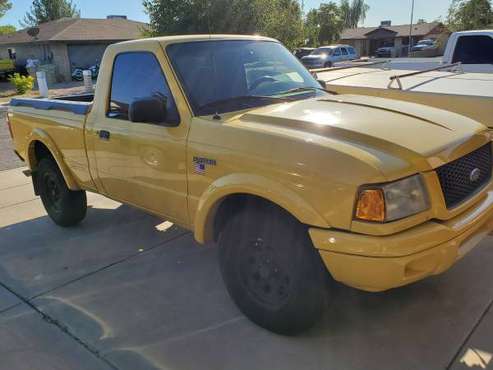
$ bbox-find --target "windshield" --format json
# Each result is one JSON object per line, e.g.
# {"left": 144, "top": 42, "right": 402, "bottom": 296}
{"left": 167, "top": 40, "right": 326, "bottom": 115}
{"left": 312, "top": 48, "right": 334, "bottom": 56}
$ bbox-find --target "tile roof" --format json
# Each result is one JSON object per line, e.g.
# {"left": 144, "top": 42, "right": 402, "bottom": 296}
{"left": 0, "top": 18, "right": 147, "bottom": 45}
{"left": 341, "top": 22, "right": 442, "bottom": 40}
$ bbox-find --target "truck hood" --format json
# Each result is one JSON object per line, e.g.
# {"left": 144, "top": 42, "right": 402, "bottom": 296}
{"left": 238, "top": 94, "right": 488, "bottom": 176}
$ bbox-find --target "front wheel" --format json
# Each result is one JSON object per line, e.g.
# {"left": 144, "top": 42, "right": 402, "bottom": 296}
{"left": 218, "top": 200, "right": 329, "bottom": 335}
{"left": 324, "top": 61, "right": 333, "bottom": 68}
{"left": 37, "top": 158, "right": 87, "bottom": 227}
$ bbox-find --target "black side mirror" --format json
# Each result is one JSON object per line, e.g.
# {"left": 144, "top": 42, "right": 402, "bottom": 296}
{"left": 318, "top": 80, "right": 327, "bottom": 89}
{"left": 129, "top": 96, "right": 170, "bottom": 125}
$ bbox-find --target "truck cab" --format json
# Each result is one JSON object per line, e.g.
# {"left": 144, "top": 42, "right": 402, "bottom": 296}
{"left": 443, "top": 30, "right": 493, "bottom": 73}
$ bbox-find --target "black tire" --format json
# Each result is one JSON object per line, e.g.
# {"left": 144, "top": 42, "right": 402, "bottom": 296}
{"left": 324, "top": 61, "right": 333, "bottom": 68}
{"left": 218, "top": 200, "right": 329, "bottom": 335}
{"left": 37, "top": 158, "right": 87, "bottom": 227}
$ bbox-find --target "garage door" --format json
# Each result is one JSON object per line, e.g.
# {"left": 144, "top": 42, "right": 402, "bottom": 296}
{"left": 67, "top": 43, "right": 109, "bottom": 69}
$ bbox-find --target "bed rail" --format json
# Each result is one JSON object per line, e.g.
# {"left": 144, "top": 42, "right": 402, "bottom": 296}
{"left": 387, "top": 62, "right": 464, "bottom": 90}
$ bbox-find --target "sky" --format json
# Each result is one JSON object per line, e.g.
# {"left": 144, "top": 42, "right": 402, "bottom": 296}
{"left": 2, "top": 0, "right": 452, "bottom": 28}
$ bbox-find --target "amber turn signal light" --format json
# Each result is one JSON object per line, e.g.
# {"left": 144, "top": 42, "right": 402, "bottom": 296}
{"left": 355, "top": 189, "right": 385, "bottom": 222}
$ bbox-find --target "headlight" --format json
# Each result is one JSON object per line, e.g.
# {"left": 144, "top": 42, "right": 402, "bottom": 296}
{"left": 355, "top": 174, "right": 429, "bottom": 222}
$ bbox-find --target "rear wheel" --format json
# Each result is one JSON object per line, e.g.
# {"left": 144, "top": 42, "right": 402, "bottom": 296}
{"left": 37, "top": 158, "right": 87, "bottom": 227}
{"left": 218, "top": 200, "right": 329, "bottom": 335}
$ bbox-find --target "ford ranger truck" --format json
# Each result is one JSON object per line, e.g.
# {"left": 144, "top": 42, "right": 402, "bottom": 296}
{"left": 8, "top": 35, "right": 493, "bottom": 335}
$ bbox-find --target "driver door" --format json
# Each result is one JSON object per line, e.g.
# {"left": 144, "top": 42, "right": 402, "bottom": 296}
{"left": 87, "top": 49, "right": 189, "bottom": 225}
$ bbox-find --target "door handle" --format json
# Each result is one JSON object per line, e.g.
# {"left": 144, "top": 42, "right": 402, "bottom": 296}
{"left": 98, "top": 130, "right": 110, "bottom": 141}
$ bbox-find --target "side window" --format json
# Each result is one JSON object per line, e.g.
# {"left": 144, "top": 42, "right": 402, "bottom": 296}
{"left": 452, "top": 35, "right": 493, "bottom": 64}
{"left": 349, "top": 47, "right": 356, "bottom": 55}
{"left": 341, "top": 47, "right": 348, "bottom": 56}
{"left": 333, "top": 48, "right": 341, "bottom": 56}
{"left": 108, "top": 52, "right": 180, "bottom": 125}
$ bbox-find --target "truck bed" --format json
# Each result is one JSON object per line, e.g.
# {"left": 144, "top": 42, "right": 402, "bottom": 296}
{"left": 9, "top": 94, "right": 93, "bottom": 188}
{"left": 319, "top": 67, "right": 493, "bottom": 128}
{"left": 10, "top": 94, "right": 93, "bottom": 115}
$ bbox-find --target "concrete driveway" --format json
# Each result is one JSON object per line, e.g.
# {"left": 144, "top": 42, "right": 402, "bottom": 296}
{"left": 1, "top": 167, "right": 493, "bottom": 370}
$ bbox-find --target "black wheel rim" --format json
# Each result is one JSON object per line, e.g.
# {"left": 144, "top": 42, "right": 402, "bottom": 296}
{"left": 42, "top": 172, "right": 62, "bottom": 213}
{"left": 239, "top": 237, "right": 292, "bottom": 309}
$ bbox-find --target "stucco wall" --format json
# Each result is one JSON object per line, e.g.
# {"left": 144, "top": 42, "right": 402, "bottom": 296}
{"left": 50, "top": 43, "right": 71, "bottom": 81}
{"left": 0, "top": 44, "right": 47, "bottom": 65}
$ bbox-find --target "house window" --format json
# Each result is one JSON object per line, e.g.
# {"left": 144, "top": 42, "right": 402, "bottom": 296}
{"left": 8, "top": 48, "right": 16, "bottom": 60}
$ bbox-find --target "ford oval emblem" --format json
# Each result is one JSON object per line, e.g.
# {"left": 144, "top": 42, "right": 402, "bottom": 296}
{"left": 470, "top": 168, "right": 481, "bottom": 183}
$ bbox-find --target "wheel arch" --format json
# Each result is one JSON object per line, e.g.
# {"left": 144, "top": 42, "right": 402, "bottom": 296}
{"left": 193, "top": 174, "right": 329, "bottom": 244}
{"left": 27, "top": 129, "right": 80, "bottom": 191}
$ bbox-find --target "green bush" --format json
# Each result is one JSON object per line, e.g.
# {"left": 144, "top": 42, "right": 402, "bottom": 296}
{"left": 8, "top": 73, "right": 34, "bottom": 95}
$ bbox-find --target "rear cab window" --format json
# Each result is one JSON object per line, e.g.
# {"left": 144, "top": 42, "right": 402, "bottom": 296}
{"left": 452, "top": 35, "right": 493, "bottom": 64}
{"left": 108, "top": 52, "right": 180, "bottom": 125}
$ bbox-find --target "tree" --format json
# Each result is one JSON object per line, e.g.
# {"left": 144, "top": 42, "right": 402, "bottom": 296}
{"left": 22, "top": 0, "right": 80, "bottom": 27}
{"left": 304, "top": 2, "right": 344, "bottom": 46}
{"left": 0, "top": 25, "right": 15, "bottom": 34}
{"left": 0, "top": 0, "right": 11, "bottom": 18}
{"left": 447, "top": 0, "right": 493, "bottom": 31}
{"left": 340, "top": 0, "right": 369, "bottom": 28}
{"left": 143, "top": 0, "right": 304, "bottom": 49}
{"left": 260, "top": 0, "right": 304, "bottom": 50}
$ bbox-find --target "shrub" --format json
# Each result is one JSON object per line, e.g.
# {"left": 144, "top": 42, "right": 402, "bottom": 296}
{"left": 8, "top": 73, "right": 34, "bottom": 95}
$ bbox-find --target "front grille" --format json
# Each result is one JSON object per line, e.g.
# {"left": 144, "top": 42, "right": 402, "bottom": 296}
{"left": 436, "top": 144, "right": 492, "bottom": 208}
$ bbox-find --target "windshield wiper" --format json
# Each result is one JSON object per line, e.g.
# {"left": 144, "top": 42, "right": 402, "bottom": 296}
{"left": 277, "top": 86, "right": 327, "bottom": 95}
{"left": 197, "top": 95, "right": 293, "bottom": 116}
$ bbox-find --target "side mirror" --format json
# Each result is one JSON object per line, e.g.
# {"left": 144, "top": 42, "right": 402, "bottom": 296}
{"left": 318, "top": 80, "right": 327, "bottom": 89}
{"left": 129, "top": 96, "right": 169, "bottom": 125}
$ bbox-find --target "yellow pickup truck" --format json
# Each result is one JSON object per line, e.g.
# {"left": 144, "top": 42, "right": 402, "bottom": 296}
{"left": 8, "top": 35, "right": 493, "bottom": 335}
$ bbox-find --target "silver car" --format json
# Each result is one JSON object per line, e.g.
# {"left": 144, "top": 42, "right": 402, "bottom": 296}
{"left": 301, "top": 45, "right": 359, "bottom": 69}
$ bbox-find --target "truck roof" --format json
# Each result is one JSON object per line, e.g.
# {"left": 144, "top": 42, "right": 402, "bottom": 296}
{"left": 117, "top": 34, "right": 278, "bottom": 47}
{"left": 452, "top": 29, "right": 493, "bottom": 35}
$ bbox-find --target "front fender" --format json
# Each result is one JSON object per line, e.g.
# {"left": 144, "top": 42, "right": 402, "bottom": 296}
{"left": 27, "top": 128, "right": 80, "bottom": 190}
{"left": 194, "top": 173, "right": 330, "bottom": 244}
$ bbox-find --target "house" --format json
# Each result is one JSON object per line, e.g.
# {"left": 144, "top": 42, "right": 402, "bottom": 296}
{"left": 0, "top": 16, "right": 146, "bottom": 81}
{"left": 339, "top": 21, "right": 449, "bottom": 57}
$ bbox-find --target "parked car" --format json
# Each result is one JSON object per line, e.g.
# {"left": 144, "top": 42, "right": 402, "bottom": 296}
{"left": 293, "top": 47, "right": 315, "bottom": 60}
{"left": 411, "top": 39, "right": 437, "bottom": 52}
{"left": 317, "top": 63, "right": 493, "bottom": 129}
{"left": 387, "top": 30, "right": 493, "bottom": 73}
{"left": 442, "top": 30, "right": 493, "bottom": 72}
{"left": 301, "top": 44, "right": 358, "bottom": 69}
{"left": 9, "top": 34, "right": 493, "bottom": 335}
{"left": 375, "top": 46, "right": 394, "bottom": 58}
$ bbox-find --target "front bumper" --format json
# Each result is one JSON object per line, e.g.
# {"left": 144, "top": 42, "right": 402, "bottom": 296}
{"left": 302, "top": 62, "right": 324, "bottom": 69}
{"left": 310, "top": 190, "right": 493, "bottom": 292}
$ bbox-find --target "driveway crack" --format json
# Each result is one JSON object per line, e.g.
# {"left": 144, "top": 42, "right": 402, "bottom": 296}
{"left": 0, "top": 280, "right": 119, "bottom": 370}
{"left": 446, "top": 296, "right": 493, "bottom": 369}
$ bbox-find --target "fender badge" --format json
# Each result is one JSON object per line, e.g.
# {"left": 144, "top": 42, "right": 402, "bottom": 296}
{"left": 193, "top": 156, "right": 217, "bottom": 175}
